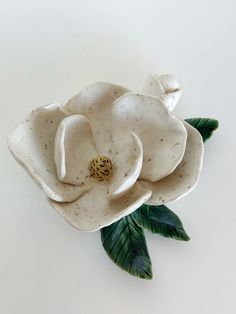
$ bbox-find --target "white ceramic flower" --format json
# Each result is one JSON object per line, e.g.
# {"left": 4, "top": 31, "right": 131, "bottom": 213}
{"left": 8, "top": 74, "right": 204, "bottom": 231}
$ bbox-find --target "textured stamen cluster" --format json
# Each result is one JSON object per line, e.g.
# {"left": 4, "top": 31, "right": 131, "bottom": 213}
{"left": 90, "top": 155, "right": 113, "bottom": 181}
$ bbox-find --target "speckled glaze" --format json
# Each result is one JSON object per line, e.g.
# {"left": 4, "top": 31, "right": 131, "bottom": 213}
{"left": 8, "top": 74, "right": 204, "bottom": 231}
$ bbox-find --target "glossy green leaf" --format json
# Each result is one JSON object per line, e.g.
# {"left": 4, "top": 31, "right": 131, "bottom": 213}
{"left": 101, "top": 216, "right": 152, "bottom": 279}
{"left": 185, "top": 118, "right": 219, "bottom": 142}
{"left": 132, "top": 204, "right": 190, "bottom": 241}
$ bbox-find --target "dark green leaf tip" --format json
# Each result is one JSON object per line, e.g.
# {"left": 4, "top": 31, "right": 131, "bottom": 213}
{"left": 185, "top": 118, "right": 219, "bottom": 142}
{"left": 101, "top": 216, "right": 153, "bottom": 280}
{"left": 132, "top": 204, "right": 190, "bottom": 241}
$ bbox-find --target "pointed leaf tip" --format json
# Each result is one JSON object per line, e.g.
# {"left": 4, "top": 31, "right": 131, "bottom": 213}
{"left": 185, "top": 118, "right": 219, "bottom": 142}
{"left": 101, "top": 216, "right": 153, "bottom": 279}
{"left": 132, "top": 204, "right": 190, "bottom": 241}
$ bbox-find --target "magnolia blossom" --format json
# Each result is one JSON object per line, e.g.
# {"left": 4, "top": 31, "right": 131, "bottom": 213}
{"left": 8, "top": 74, "right": 204, "bottom": 231}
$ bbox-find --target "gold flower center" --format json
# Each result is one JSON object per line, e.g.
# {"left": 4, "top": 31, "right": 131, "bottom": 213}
{"left": 90, "top": 155, "right": 113, "bottom": 181}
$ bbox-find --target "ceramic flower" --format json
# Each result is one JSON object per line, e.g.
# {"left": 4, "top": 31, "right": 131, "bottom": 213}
{"left": 8, "top": 74, "right": 204, "bottom": 232}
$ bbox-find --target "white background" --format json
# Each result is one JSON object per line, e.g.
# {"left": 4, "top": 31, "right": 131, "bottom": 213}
{"left": 0, "top": 1, "right": 235, "bottom": 313}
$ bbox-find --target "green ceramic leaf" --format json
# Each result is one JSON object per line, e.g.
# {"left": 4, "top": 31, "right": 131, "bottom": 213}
{"left": 132, "top": 204, "right": 190, "bottom": 241}
{"left": 101, "top": 216, "right": 152, "bottom": 279}
{"left": 185, "top": 118, "right": 219, "bottom": 142}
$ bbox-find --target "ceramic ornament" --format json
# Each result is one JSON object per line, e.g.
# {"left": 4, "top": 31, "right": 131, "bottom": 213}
{"left": 8, "top": 74, "right": 219, "bottom": 279}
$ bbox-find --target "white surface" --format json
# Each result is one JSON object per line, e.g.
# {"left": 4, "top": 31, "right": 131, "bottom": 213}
{"left": 0, "top": 0, "right": 235, "bottom": 313}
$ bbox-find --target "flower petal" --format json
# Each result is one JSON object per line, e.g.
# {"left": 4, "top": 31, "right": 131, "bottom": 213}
{"left": 65, "top": 82, "right": 129, "bottom": 154}
{"left": 142, "top": 74, "right": 182, "bottom": 111}
{"left": 108, "top": 132, "right": 143, "bottom": 199}
{"left": 111, "top": 93, "right": 187, "bottom": 182}
{"left": 8, "top": 104, "right": 89, "bottom": 202}
{"left": 48, "top": 182, "right": 152, "bottom": 232}
{"left": 54, "top": 114, "right": 97, "bottom": 187}
{"left": 139, "top": 121, "right": 204, "bottom": 204}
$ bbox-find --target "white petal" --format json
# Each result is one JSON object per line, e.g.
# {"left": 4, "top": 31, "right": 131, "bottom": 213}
{"left": 142, "top": 74, "right": 182, "bottom": 111}
{"left": 158, "top": 74, "right": 180, "bottom": 92}
{"left": 108, "top": 132, "right": 143, "bottom": 199}
{"left": 8, "top": 104, "right": 89, "bottom": 202}
{"left": 111, "top": 93, "right": 187, "bottom": 182}
{"left": 158, "top": 90, "right": 182, "bottom": 112}
{"left": 139, "top": 121, "right": 204, "bottom": 204}
{"left": 48, "top": 182, "right": 152, "bottom": 232}
{"left": 142, "top": 73, "right": 165, "bottom": 95}
{"left": 55, "top": 114, "right": 97, "bottom": 187}
{"left": 65, "top": 82, "right": 129, "bottom": 154}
